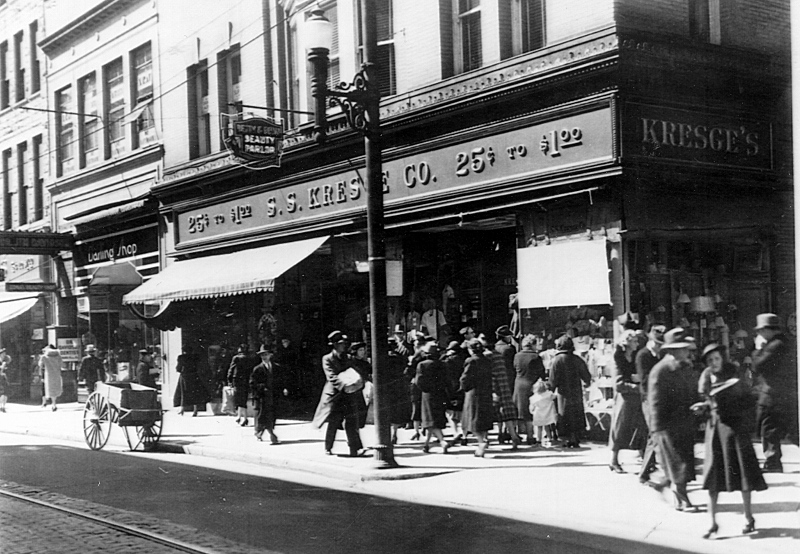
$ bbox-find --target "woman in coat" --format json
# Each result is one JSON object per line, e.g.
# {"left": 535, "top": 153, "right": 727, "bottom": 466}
{"left": 39, "top": 345, "right": 63, "bottom": 411}
{"left": 608, "top": 330, "right": 649, "bottom": 472}
{"left": 648, "top": 328, "right": 699, "bottom": 511}
{"left": 550, "top": 336, "right": 592, "bottom": 448}
{"left": 387, "top": 337, "right": 412, "bottom": 443}
{"left": 174, "top": 345, "right": 210, "bottom": 417}
{"left": 460, "top": 339, "right": 494, "bottom": 457}
{"left": 512, "top": 335, "right": 546, "bottom": 445}
{"left": 348, "top": 342, "right": 371, "bottom": 428}
{"left": 415, "top": 340, "right": 451, "bottom": 454}
{"left": 441, "top": 341, "right": 466, "bottom": 444}
{"left": 250, "top": 346, "right": 279, "bottom": 444}
{"left": 696, "top": 344, "right": 766, "bottom": 539}
{"left": 228, "top": 344, "right": 258, "bottom": 426}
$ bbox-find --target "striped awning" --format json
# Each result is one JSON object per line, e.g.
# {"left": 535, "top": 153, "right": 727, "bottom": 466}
{"left": 122, "top": 236, "right": 328, "bottom": 304}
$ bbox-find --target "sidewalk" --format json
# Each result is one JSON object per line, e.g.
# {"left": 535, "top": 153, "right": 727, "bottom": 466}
{"left": 1, "top": 399, "right": 798, "bottom": 554}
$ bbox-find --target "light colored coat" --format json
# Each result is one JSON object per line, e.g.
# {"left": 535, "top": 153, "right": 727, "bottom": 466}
{"left": 39, "top": 347, "right": 63, "bottom": 399}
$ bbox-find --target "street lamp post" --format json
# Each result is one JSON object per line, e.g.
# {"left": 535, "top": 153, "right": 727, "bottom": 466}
{"left": 305, "top": 2, "right": 397, "bottom": 468}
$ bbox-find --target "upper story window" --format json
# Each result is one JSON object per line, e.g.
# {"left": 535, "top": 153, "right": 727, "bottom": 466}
{"left": 32, "top": 134, "right": 42, "bottom": 221}
{"left": 16, "top": 141, "right": 27, "bottom": 226}
{"left": 1, "top": 149, "right": 10, "bottom": 230}
{"left": 357, "top": 0, "right": 395, "bottom": 97}
{"left": 104, "top": 58, "right": 125, "bottom": 157}
{"left": 456, "top": 0, "right": 482, "bottom": 73}
{"left": 29, "top": 21, "right": 40, "bottom": 94}
{"left": 13, "top": 31, "right": 24, "bottom": 102}
{"left": 78, "top": 72, "right": 99, "bottom": 167}
{"left": 131, "top": 42, "right": 155, "bottom": 148}
{"left": 187, "top": 60, "right": 211, "bottom": 159}
{"left": 515, "top": 0, "right": 545, "bottom": 54}
{"left": 690, "top": 0, "right": 721, "bottom": 44}
{"left": 56, "top": 85, "right": 75, "bottom": 176}
{"left": 218, "top": 45, "right": 242, "bottom": 148}
{"left": 0, "top": 41, "right": 8, "bottom": 109}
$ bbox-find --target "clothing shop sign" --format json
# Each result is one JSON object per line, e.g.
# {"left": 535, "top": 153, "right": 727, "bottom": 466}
{"left": 74, "top": 227, "right": 158, "bottom": 268}
{"left": 176, "top": 105, "right": 615, "bottom": 247}
{"left": 625, "top": 103, "right": 772, "bottom": 171}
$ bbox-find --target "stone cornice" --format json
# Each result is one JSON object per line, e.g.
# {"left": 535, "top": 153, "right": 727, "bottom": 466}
{"left": 39, "top": 0, "right": 148, "bottom": 54}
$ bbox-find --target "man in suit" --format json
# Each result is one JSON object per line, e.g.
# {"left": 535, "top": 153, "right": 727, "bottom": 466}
{"left": 312, "top": 331, "right": 366, "bottom": 457}
{"left": 637, "top": 325, "right": 665, "bottom": 485}
{"left": 752, "top": 313, "right": 798, "bottom": 472}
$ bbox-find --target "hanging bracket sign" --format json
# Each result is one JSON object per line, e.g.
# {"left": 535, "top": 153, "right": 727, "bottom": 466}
{"left": 226, "top": 116, "right": 284, "bottom": 166}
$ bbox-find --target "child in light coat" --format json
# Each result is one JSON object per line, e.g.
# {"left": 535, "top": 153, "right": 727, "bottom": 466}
{"left": 529, "top": 379, "right": 557, "bottom": 446}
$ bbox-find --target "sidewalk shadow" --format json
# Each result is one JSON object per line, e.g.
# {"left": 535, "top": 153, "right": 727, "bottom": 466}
{"left": 744, "top": 527, "right": 800, "bottom": 540}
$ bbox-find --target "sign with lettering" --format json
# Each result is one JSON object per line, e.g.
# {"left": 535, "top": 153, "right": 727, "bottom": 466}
{"left": 624, "top": 103, "right": 772, "bottom": 171}
{"left": 0, "top": 232, "right": 74, "bottom": 255}
{"left": 4, "top": 282, "right": 57, "bottom": 292}
{"left": 176, "top": 105, "right": 615, "bottom": 247}
{"left": 57, "top": 338, "right": 81, "bottom": 364}
{"left": 0, "top": 254, "right": 44, "bottom": 282}
{"left": 226, "top": 117, "right": 284, "bottom": 165}
{"left": 73, "top": 226, "right": 157, "bottom": 268}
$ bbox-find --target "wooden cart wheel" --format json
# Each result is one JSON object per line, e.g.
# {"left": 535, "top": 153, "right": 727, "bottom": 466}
{"left": 83, "top": 392, "right": 112, "bottom": 451}
{"left": 122, "top": 418, "right": 162, "bottom": 452}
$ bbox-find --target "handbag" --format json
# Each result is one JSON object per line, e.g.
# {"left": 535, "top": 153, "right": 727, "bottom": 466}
{"left": 338, "top": 367, "right": 364, "bottom": 394}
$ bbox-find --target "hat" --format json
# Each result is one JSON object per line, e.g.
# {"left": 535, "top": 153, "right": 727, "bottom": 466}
{"left": 327, "top": 330, "right": 348, "bottom": 345}
{"left": 257, "top": 345, "right": 274, "bottom": 355}
{"left": 85, "top": 344, "right": 97, "bottom": 352}
{"left": 392, "top": 324, "right": 404, "bottom": 335}
{"left": 648, "top": 325, "right": 666, "bottom": 344}
{"left": 139, "top": 348, "right": 150, "bottom": 355}
{"left": 701, "top": 343, "right": 725, "bottom": 362}
{"left": 754, "top": 313, "right": 782, "bottom": 331}
{"left": 459, "top": 326, "right": 474, "bottom": 336}
{"left": 349, "top": 341, "right": 367, "bottom": 352}
{"left": 496, "top": 325, "right": 512, "bottom": 338}
{"left": 554, "top": 336, "right": 574, "bottom": 352}
{"left": 445, "top": 340, "right": 461, "bottom": 352}
{"left": 660, "top": 328, "right": 697, "bottom": 350}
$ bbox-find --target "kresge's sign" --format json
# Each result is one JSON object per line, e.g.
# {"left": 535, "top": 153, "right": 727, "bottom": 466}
{"left": 227, "top": 117, "right": 284, "bottom": 166}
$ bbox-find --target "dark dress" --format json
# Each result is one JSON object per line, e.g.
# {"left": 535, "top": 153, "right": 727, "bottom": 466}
{"left": 608, "top": 347, "right": 648, "bottom": 451}
{"left": 416, "top": 357, "right": 449, "bottom": 429}
{"left": 249, "top": 362, "right": 275, "bottom": 436}
{"left": 442, "top": 349, "right": 466, "bottom": 412}
{"left": 173, "top": 353, "right": 210, "bottom": 408}
{"left": 550, "top": 350, "right": 592, "bottom": 441}
{"left": 405, "top": 351, "right": 425, "bottom": 423}
{"left": 489, "top": 350, "right": 518, "bottom": 422}
{"left": 512, "top": 350, "right": 545, "bottom": 422}
{"left": 648, "top": 356, "right": 698, "bottom": 485}
{"left": 387, "top": 350, "right": 412, "bottom": 425}
{"left": 460, "top": 354, "right": 494, "bottom": 434}
{"left": 701, "top": 364, "right": 767, "bottom": 493}
{"left": 228, "top": 352, "right": 258, "bottom": 408}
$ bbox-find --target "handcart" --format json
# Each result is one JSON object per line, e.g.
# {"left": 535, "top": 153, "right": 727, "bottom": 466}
{"left": 82, "top": 381, "right": 163, "bottom": 451}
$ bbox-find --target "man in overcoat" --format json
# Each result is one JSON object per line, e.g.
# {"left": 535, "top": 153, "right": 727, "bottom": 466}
{"left": 79, "top": 344, "right": 105, "bottom": 393}
{"left": 550, "top": 336, "right": 592, "bottom": 448}
{"left": 312, "top": 331, "right": 365, "bottom": 457}
{"left": 751, "top": 313, "right": 798, "bottom": 472}
{"left": 636, "top": 325, "right": 665, "bottom": 484}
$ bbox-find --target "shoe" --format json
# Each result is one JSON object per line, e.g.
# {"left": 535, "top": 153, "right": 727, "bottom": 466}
{"left": 673, "top": 490, "right": 695, "bottom": 512}
{"left": 325, "top": 449, "right": 333, "bottom": 456}
{"left": 255, "top": 434, "right": 264, "bottom": 442}
{"left": 178, "top": 409, "right": 184, "bottom": 416}
{"left": 702, "top": 524, "right": 719, "bottom": 540}
{"left": 646, "top": 480, "right": 668, "bottom": 492}
{"left": 498, "top": 432, "right": 510, "bottom": 444}
{"left": 422, "top": 444, "right": 430, "bottom": 453}
{"left": 762, "top": 464, "right": 783, "bottom": 473}
{"left": 441, "top": 441, "right": 450, "bottom": 454}
{"left": 349, "top": 449, "right": 368, "bottom": 458}
{"left": 270, "top": 436, "right": 280, "bottom": 445}
{"left": 235, "top": 417, "right": 241, "bottom": 424}
{"left": 411, "top": 433, "right": 420, "bottom": 441}
{"left": 510, "top": 437, "right": 520, "bottom": 451}
{"left": 192, "top": 410, "right": 198, "bottom": 417}
{"left": 240, "top": 419, "right": 248, "bottom": 427}
{"left": 526, "top": 437, "right": 536, "bottom": 446}
{"left": 461, "top": 436, "right": 468, "bottom": 447}
{"left": 52, "top": 406, "right": 57, "bottom": 412}
{"left": 609, "top": 463, "right": 625, "bottom": 474}
{"left": 475, "top": 445, "right": 486, "bottom": 458}
{"left": 742, "top": 517, "right": 756, "bottom": 534}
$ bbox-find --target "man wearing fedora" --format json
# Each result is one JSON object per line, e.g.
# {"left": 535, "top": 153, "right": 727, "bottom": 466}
{"left": 312, "top": 331, "right": 366, "bottom": 457}
{"left": 80, "top": 345, "right": 105, "bottom": 394}
{"left": 637, "top": 325, "right": 666, "bottom": 485}
{"left": 647, "top": 327, "right": 699, "bottom": 510}
{"left": 752, "top": 313, "right": 798, "bottom": 473}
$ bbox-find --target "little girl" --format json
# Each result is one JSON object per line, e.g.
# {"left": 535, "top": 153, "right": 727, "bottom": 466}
{"left": 529, "top": 379, "right": 557, "bottom": 446}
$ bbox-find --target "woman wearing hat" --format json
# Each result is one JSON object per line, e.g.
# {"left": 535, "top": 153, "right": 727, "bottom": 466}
{"left": 441, "top": 340, "right": 466, "bottom": 444}
{"left": 647, "top": 328, "right": 700, "bottom": 510}
{"left": 312, "top": 331, "right": 365, "bottom": 457}
{"left": 39, "top": 344, "right": 63, "bottom": 412}
{"left": 608, "top": 330, "right": 648, "bottom": 473}
{"left": 250, "top": 346, "right": 279, "bottom": 444}
{"left": 349, "top": 342, "right": 371, "bottom": 429}
{"left": 228, "top": 344, "right": 259, "bottom": 426}
{"left": 415, "top": 340, "right": 451, "bottom": 454}
{"left": 550, "top": 336, "right": 592, "bottom": 448}
{"left": 460, "top": 339, "right": 494, "bottom": 457}
{"left": 512, "top": 335, "right": 546, "bottom": 445}
{"left": 695, "top": 344, "right": 765, "bottom": 538}
{"left": 174, "top": 345, "right": 210, "bottom": 417}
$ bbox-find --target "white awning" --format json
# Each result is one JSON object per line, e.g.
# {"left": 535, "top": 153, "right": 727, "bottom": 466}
{"left": 516, "top": 237, "right": 611, "bottom": 309}
{"left": 0, "top": 292, "right": 39, "bottom": 324}
{"left": 121, "top": 100, "right": 153, "bottom": 125}
{"left": 123, "top": 236, "right": 328, "bottom": 304}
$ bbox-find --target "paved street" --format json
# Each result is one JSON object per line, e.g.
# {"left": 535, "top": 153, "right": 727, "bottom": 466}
{"left": 0, "top": 400, "right": 798, "bottom": 553}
